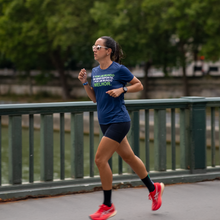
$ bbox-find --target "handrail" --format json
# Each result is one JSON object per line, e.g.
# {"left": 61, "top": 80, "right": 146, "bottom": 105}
{"left": 0, "top": 96, "right": 219, "bottom": 113}
{"left": 0, "top": 97, "right": 220, "bottom": 201}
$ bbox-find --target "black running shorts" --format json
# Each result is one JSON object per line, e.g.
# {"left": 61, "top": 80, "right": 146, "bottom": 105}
{"left": 100, "top": 121, "right": 130, "bottom": 143}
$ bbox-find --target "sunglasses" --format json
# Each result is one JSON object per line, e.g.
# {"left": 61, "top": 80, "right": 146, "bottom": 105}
{"left": 92, "top": 45, "right": 108, "bottom": 51}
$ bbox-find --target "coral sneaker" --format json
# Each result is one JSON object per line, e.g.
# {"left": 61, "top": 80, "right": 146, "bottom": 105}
{"left": 89, "top": 203, "right": 117, "bottom": 220}
{"left": 148, "top": 182, "right": 165, "bottom": 211}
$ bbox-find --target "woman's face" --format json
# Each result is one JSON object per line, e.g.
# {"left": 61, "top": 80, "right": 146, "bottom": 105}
{"left": 93, "top": 38, "right": 109, "bottom": 61}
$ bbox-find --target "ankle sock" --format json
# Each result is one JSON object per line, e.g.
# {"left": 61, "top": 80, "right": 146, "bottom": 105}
{"left": 141, "top": 175, "right": 155, "bottom": 192}
{"left": 103, "top": 190, "right": 112, "bottom": 207}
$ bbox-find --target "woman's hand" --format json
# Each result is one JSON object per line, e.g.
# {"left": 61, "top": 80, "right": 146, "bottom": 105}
{"left": 106, "top": 76, "right": 143, "bottom": 98}
{"left": 106, "top": 88, "right": 124, "bottom": 98}
{"left": 78, "top": 68, "right": 87, "bottom": 84}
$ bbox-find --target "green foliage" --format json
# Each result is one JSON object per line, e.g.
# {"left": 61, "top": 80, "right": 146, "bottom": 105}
{"left": 200, "top": 0, "right": 220, "bottom": 61}
{"left": 0, "top": 0, "right": 98, "bottom": 99}
{"left": 0, "top": 53, "right": 13, "bottom": 68}
{"left": 90, "top": 0, "right": 178, "bottom": 71}
{"left": 0, "top": 0, "right": 96, "bottom": 68}
{"left": 0, "top": 0, "right": 220, "bottom": 98}
{"left": 1, "top": 0, "right": 219, "bottom": 70}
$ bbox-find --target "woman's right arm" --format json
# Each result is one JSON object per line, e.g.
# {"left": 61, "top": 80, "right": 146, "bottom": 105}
{"left": 78, "top": 68, "right": 96, "bottom": 103}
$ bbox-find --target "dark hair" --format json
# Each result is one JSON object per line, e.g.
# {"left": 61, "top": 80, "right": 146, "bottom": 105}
{"left": 100, "top": 36, "right": 124, "bottom": 64}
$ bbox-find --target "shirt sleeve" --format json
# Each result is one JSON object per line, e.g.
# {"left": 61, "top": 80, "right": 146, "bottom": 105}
{"left": 119, "top": 65, "right": 134, "bottom": 85}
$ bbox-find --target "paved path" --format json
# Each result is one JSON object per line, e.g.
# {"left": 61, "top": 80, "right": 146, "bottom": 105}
{"left": 0, "top": 180, "right": 219, "bottom": 220}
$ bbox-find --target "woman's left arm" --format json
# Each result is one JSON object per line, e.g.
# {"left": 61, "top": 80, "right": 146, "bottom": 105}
{"left": 126, "top": 76, "right": 143, "bottom": 93}
{"left": 106, "top": 76, "right": 143, "bottom": 98}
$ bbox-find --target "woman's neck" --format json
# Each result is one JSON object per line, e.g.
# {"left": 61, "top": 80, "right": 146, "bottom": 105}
{"left": 99, "top": 60, "right": 113, "bottom": 70}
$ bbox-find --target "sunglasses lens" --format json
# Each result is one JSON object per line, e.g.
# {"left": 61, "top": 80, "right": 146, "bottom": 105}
{"left": 92, "top": 45, "right": 105, "bottom": 51}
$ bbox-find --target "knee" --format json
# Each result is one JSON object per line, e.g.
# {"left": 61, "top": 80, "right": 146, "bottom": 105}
{"left": 95, "top": 154, "right": 105, "bottom": 168}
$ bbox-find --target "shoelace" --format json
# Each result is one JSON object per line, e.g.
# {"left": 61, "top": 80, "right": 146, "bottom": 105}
{"left": 148, "top": 191, "right": 159, "bottom": 201}
{"left": 97, "top": 205, "right": 106, "bottom": 213}
{"left": 99, "top": 204, "right": 110, "bottom": 211}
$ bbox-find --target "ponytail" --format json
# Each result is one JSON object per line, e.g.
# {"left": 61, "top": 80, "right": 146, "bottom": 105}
{"left": 101, "top": 36, "right": 124, "bottom": 64}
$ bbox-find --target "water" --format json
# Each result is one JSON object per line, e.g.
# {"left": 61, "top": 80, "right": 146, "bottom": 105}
{"left": 0, "top": 127, "right": 219, "bottom": 184}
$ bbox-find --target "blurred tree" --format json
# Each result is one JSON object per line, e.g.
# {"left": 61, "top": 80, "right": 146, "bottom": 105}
{"left": 91, "top": 0, "right": 177, "bottom": 98}
{"left": 91, "top": 0, "right": 216, "bottom": 97}
{"left": 1, "top": 0, "right": 219, "bottom": 99}
{"left": 0, "top": 0, "right": 96, "bottom": 100}
{"left": 140, "top": 0, "right": 178, "bottom": 98}
{"left": 200, "top": 0, "right": 220, "bottom": 61}
{"left": 163, "top": 0, "right": 210, "bottom": 95}
{"left": 0, "top": 53, "right": 13, "bottom": 69}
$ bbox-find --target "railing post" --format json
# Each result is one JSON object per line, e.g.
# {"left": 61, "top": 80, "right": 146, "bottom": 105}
{"left": 8, "top": 115, "right": 22, "bottom": 185}
{"left": 60, "top": 113, "right": 65, "bottom": 180}
{"left": 171, "top": 108, "right": 176, "bottom": 170}
{"left": 154, "top": 109, "right": 166, "bottom": 171}
{"left": 126, "top": 111, "right": 132, "bottom": 173}
{"left": 145, "top": 109, "right": 150, "bottom": 172}
{"left": 181, "top": 97, "right": 207, "bottom": 173}
{"left": 40, "top": 114, "right": 54, "bottom": 182}
{"left": 89, "top": 112, "right": 94, "bottom": 177}
{"left": 130, "top": 111, "right": 140, "bottom": 157}
{"left": 180, "top": 108, "right": 190, "bottom": 169}
{"left": 211, "top": 107, "right": 215, "bottom": 167}
{"left": 29, "top": 114, "right": 34, "bottom": 183}
{"left": 71, "top": 113, "right": 84, "bottom": 178}
{"left": 127, "top": 111, "right": 140, "bottom": 174}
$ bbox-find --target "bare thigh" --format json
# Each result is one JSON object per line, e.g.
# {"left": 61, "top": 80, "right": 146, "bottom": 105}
{"left": 95, "top": 136, "right": 120, "bottom": 165}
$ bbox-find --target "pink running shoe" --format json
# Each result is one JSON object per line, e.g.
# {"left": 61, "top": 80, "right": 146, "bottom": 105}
{"left": 89, "top": 203, "right": 117, "bottom": 220}
{"left": 148, "top": 182, "right": 165, "bottom": 211}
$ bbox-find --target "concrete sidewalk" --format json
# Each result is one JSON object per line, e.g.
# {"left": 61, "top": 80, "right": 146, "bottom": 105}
{"left": 0, "top": 180, "right": 219, "bottom": 220}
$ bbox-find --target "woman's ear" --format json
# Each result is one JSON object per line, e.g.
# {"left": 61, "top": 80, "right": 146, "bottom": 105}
{"left": 107, "top": 48, "right": 112, "bottom": 55}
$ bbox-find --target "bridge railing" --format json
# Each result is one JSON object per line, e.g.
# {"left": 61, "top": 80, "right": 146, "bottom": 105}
{"left": 0, "top": 97, "right": 220, "bottom": 201}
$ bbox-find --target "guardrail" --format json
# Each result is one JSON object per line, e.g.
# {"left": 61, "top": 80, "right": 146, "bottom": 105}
{"left": 0, "top": 97, "right": 220, "bottom": 201}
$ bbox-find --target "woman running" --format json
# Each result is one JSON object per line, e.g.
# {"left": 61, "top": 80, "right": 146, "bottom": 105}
{"left": 78, "top": 36, "right": 164, "bottom": 220}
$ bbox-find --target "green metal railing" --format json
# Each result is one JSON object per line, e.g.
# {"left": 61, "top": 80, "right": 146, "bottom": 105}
{"left": 0, "top": 97, "right": 220, "bottom": 201}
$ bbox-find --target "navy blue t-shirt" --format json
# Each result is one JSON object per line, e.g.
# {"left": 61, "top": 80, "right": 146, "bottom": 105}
{"left": 91, "top": 61, "right": 134, "bottom": 124}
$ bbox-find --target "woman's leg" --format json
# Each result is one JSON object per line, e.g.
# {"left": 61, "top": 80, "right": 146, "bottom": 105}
{"left": 116, "top": 136, "right": 148, "bottom": 179}
{"left": 117, "top": 136, "right": 165, "bottom": 211}
{"left": 89, "top": 136, "right": 119, "bottom": 220}
{"left": 95, "top": 136, "right": 120, "bottom": 190}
